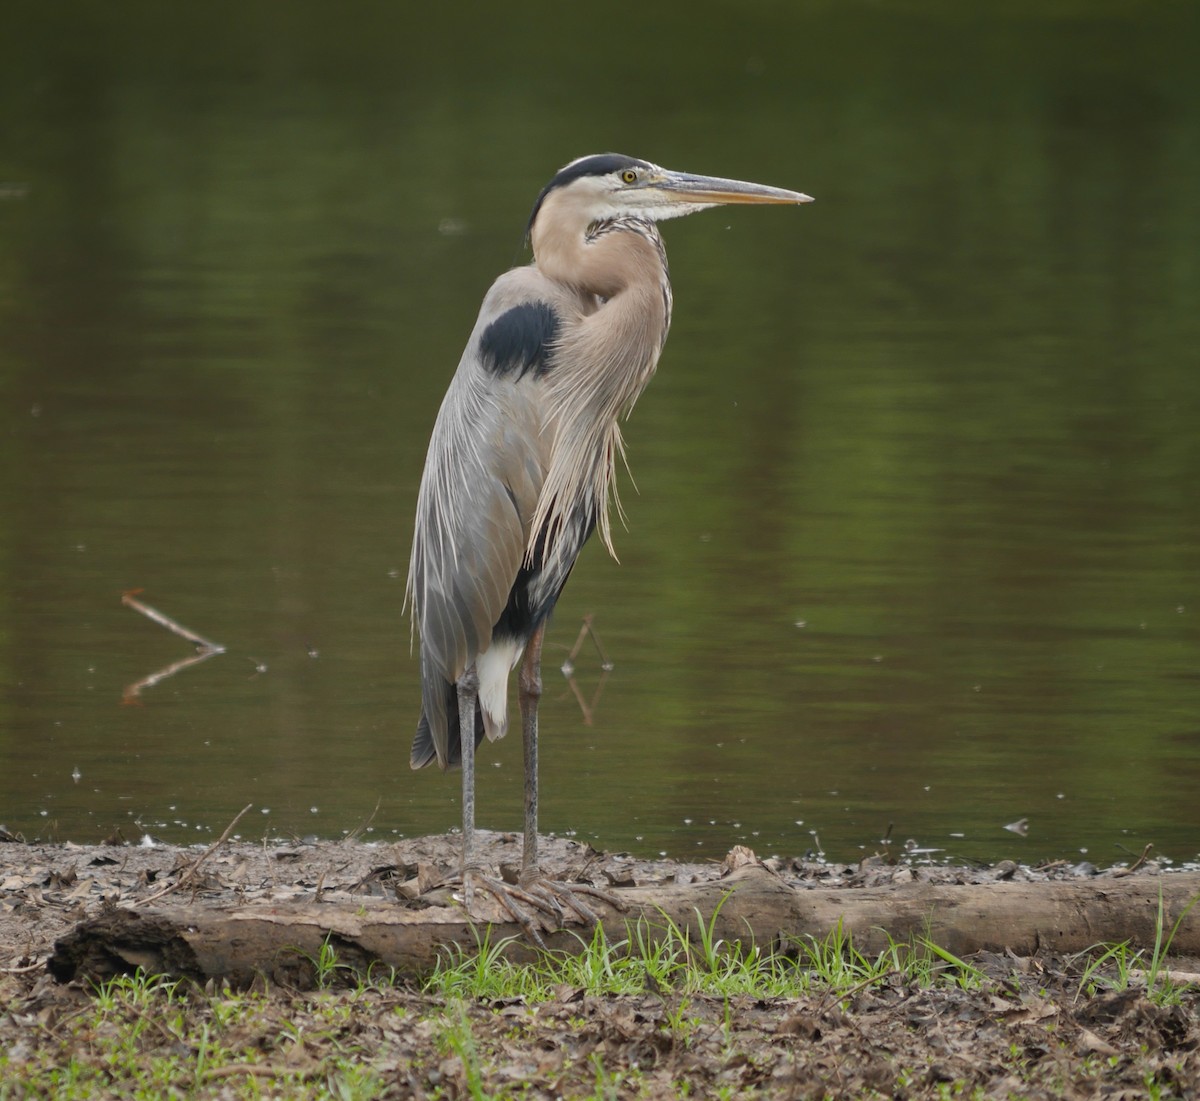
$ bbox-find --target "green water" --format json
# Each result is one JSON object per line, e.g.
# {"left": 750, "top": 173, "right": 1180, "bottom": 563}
{"left": 1, "top": 2, "right": 1197, "bottom": 864}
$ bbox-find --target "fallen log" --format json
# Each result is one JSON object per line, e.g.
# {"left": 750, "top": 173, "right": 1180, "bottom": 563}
{"left": 49, "top": 863, "right": 1200, "bottom": 988}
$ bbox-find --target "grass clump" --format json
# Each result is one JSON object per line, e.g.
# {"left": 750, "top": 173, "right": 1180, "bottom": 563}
{"left": 423, "top": 904, "right": 988, "bottom": 1003}
{"left": 1073, "top": 889, "right": 1200, "bottom": 1007}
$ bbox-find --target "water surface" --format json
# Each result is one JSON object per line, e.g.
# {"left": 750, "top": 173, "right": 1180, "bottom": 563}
{"left": 1, "top": 3, "right": 1197, "bottom": 864}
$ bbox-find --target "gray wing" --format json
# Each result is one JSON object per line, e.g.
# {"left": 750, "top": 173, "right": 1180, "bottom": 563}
{"left": 407, "top": 270, "right": 563, "bottom": 768}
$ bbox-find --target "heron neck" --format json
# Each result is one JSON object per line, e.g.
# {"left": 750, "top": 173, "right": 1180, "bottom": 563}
{"left": 527, "top": 221, "right": 672, "bottom": 565}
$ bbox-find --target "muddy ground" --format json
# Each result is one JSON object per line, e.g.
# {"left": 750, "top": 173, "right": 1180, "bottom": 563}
{"left": 2, "top": 833, "right": 1199, "bottom": 1098}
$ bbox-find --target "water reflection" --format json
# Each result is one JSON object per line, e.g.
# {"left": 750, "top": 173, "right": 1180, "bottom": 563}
{"left": 0, "top": 3, "right": 1197, "bottom": 864}
{"left": 558, "top": 617, "right": 614, "bottom": 728}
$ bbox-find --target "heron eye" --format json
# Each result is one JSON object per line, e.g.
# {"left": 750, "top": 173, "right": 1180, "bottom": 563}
{"left": 620, "top": 169, "right": 638, "bottom": 184}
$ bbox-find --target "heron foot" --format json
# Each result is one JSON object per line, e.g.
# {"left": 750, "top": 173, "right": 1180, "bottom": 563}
{"left": 458, "top": 870, "right": 625, "bottom": 951}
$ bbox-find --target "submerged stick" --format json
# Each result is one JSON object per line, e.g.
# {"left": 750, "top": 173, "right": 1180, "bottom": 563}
{"left": 122, "top": 589, "right": 225, "bottom": 653}
{"left": 121, "top": 589, "right": 227, "bottom": 701}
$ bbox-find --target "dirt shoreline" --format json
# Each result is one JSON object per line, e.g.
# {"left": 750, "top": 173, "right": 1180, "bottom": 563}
{"left": 3, "top": 835, "right": 1198, "bottom": 1098}
{"left": 1, "top": 831, "right": 1189, "bottom": 968}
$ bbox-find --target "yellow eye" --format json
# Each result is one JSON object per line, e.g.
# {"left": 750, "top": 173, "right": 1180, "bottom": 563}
{"left": 621, "top": 169, "right": 638, "bottom": 184}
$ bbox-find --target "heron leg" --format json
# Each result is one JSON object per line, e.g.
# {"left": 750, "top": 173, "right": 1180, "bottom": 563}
{"left": 456, "top": 665, "right": 480, "bottom": 910}
{"left": 450, "top": 657, "right": 560, "bottom": 941}
{"left": 518, "top": 623, "right": 545, "bottom": 879}
{"left": 514, "top": 623, "right": 625, "bottom": 929}
{"left": 446, "top": 632, "right": 622, "bottom": 943}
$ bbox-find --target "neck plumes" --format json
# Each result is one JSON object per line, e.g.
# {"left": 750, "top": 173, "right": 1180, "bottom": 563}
{"left": 528, "top": 212, "right": 673, "bottom": 564}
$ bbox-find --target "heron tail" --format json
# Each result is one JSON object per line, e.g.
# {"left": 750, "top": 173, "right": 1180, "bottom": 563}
{"left": 410, "top": 676, "right": 486, "bottom": 770}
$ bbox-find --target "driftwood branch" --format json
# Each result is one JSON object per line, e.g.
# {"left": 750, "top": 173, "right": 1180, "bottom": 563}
{"left": 48, "top": 865, "right": 1200, "bottom": 989}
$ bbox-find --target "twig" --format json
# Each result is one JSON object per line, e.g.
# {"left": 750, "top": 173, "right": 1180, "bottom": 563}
{"left": 131, "top": 804, "right": 253, "bottom": 908}
{"left": 343, "top": 798, "right": 382, "bottom": 843}
{"left": 203, "top": 1064, "right": 292, "bottom": 1081}
{"left": 1129, "top": 967, "right": 1200, "bottom": 986}
{"left": 0, "top": 959, "right": 45, "bottom": 974}
{"left": 122, "top": 589, "right": 225, "bottom": 653}
{"left": 1127, "top": 843, "right": 1154, "bottom": 873}
{"left": 814, "top": 970, "right": 889, "bottom": 1016}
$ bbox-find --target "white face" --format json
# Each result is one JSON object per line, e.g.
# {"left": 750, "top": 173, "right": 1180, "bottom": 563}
{"left": 555, "top": 162, "right": 719, "bottom": 224}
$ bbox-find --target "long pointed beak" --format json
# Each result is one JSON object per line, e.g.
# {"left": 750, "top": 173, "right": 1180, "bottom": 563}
{"left": 657, "top": 170, "right": 813, "bottom": 206}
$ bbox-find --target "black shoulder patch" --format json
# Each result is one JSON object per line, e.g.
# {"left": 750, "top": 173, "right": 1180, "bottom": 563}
{"left": 479, "top": 301, "right": 559, "bottom": 380}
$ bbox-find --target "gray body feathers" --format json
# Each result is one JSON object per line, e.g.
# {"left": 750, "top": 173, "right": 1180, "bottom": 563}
{"left": 407, "top": 228, "right": 671, "bottom": 771}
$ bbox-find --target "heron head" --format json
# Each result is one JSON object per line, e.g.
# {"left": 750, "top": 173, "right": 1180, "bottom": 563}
{"left": 526, "top": 153, "right": 812, "bottom": 241}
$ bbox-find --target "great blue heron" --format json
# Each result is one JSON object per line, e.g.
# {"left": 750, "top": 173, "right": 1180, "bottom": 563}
{"left": 408, "top": 153, "right": 811, "bottom": 930}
